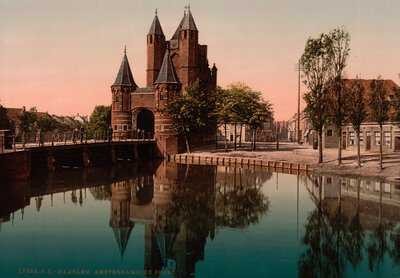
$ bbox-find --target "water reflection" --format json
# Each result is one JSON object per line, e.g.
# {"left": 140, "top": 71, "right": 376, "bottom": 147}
{"left": 1, "top": 163, "right": 400, "bottom": 277}
{"left": 0, "top": 162, "right": 270, "bottom": 277}
{"left": 300, "top": 175, "right": 400, "bottom": 277}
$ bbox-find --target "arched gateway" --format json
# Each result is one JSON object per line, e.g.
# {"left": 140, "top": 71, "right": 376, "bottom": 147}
{"left": 136, "top": 109, "right": 155, "bottom": 135}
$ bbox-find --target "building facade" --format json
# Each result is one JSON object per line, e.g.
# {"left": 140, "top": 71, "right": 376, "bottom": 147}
{"left": 111, "top": 8, "right": 218, "bottom": 155}
{"left": 292, "top": 79, "right": 400, "bottom": 152}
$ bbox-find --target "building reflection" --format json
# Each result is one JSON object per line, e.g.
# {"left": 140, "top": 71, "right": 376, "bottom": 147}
{"left": 300, "top": 175, "right": 400, "bottom": 277}
{"left": 0, "top": 161, "right": 270, "bottom": 277}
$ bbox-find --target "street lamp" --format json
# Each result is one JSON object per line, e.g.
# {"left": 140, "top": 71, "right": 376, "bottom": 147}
{"left": 295, "top": 61, "right": 304, "bottom": 144}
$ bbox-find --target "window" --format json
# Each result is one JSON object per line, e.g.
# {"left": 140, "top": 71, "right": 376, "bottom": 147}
{"left": 384, "top": 131, "right": 391, "bottom": 147}
{"left": 114, "top": 125, "right": 117, "bottom": 130}
{"left": 349, "top": 132, "right": 355, "bottom": 146}
{"left": 375, "top": 132, "right": 381, "bottom": 145}
{"left": 149, "top": 35, "right": 153, "bottom": 44}
{"left": 184, "top": 30, "right": 187, "bottom": 39}
{"left": 123, "top": 125, "right": 127, "bottom": 131}
{"left": 327, "top": 130, "right": 333, "bottom": 137}
{"left": 326, "top": 177, "right": 332, "bottom": 184}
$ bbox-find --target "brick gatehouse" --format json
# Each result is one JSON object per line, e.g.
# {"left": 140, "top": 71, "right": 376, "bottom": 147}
{"left": 111, "top": 7, "right": 217, "bottom": 155}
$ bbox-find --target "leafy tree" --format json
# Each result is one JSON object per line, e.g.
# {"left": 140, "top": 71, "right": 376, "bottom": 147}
{"left": 37, "top": 113, "right": 58, "bottom": 132}
{"left": 326, "top": 28, "right": 351, "bottom": 165}
{"left": 88, "top": 105, "right": 111, "bottom": 138}
{"left": 221, "top": 83, "right": 273, "bottom": 151}
{"left": 228, "top": 83, "right": 253, "bottom": 149}
{"left": 392, "top": 85, "right": 400, "bottom": 123}
{"left": 300, "top": 33, "right": 333, "bottom": 163}
{"left": 347, "top": 79, "right": 367, "bottom": 167}
{"left": 369, "top": 78, "right": 390, "bottom": 170}
{"left": 19, "top": 107, "right": 38, "bottom": 133}
{"left": 166, "top": 93, "right": 204, "bottom": 153}
{"left": 248, "top": 101, "right": 273, "bottom": 151}
{"left": 215, "top": 87, "right": 234, "bottom": 150}
{"left": 166, "top": 82, "right": 216, "bottom": 153}
{"left": 0, "top": 105, "right": 14, "bottom": 132}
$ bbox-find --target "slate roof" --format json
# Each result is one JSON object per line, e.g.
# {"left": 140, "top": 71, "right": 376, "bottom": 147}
{"left": 171, "top": 9, "right": 197, "bottom": 40}
{"left": 154, "top": 48, "right": 179, "bottom": 84}
{"left": 181, "top": 9, "right": 197, "bottom": 31}
{"left": 113, "top": 50, "right": 137, "bottom": 88}
{"left": 148, "top": 13, "right": 164, "bottom": 36}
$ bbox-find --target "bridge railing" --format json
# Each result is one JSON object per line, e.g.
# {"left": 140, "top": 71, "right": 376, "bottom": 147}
{"left": 2, "top": 129, "right": 155, "bottom": 152}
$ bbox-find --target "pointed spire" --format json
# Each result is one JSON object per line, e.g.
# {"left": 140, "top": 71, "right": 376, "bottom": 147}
{"left": 181, "top": 5, "right": 197, "bottom": 31}
{"left": 112, "top": 226, "right": 134, "bottom": 258}
{"left": 148, "top": 9, "right": 164, "bottom": 36}
{"left": 112, "top": 47, "right": 137, "bottom": 88}
{"left": 154, "top": 46, "right": 179, "bottom": 84}
{"left": 171, "top": 6, "right": 197, "bottom": 40}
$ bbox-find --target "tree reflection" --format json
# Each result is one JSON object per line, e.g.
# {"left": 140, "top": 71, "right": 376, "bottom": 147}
{"left": 300, "top": 176, "right": 400, "bottom": 277}
{"left": 215, "top": 167, "right": 270, "bottom": 229}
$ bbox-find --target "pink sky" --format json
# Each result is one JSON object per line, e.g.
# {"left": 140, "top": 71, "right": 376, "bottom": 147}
{"left": 1, "top": 0, "right": 399, "bottom": 120}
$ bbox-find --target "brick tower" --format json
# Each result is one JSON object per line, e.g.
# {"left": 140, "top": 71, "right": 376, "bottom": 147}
{"left": 146, "top": 10, "right": 166, "bottom": 87}
{"left": 176, "top": 8, "right": 198, "bottom": 88}
{"left": 154, "top": 46, "right": 182, "bottom": 156}
{"left": 111, "top": 47, "right": 137, "bottom": 139}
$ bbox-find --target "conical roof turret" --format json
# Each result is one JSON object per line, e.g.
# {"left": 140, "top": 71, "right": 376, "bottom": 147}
{"left": 148, "top": 9, "right": 164, "bottom": 36}
{"left": 112, "top": 47, "right": 137, "bottom": 88}
{"left": 181, "top": 6, "right": 197, "bottom": 31}
{"left": 154, "top": 47, "right": 179, "bottom": 84}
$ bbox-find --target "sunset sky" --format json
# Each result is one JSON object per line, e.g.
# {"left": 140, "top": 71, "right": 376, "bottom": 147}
{"left": 1, "top": 0, "right": 399, "bottom": 120}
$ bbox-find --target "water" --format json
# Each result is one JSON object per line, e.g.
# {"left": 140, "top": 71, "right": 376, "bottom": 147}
{"left": 1, "top": 161, "right": 400, "bottom": 277}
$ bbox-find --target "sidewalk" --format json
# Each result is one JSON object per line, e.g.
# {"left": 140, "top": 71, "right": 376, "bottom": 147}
{"left": 185, "top": 142, "right": 400, "bottom": 181}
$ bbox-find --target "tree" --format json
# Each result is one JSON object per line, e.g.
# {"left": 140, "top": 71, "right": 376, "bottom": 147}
{"left": 88, "top": 105, "right": 111, "bottom": 138}
{"left": 248, "top": 101, "right": 273, "bottom": 151}
{"left": 215, "top": 87, "right": 234, "bottom": 150}
{"left": 300, "top": 33, "right": 333, "bottom": 163}
{"left": 37, "top": 113, "right": 58, "bottom": 132}
{"left": 392, "top": 85, "right": 400, "bottom": 123}
{"left": 0, "top": 105, "right": 14, "bottom": 132}
{"left": 369, "top": 78, "right": 390, "bottom": 170}
{"left": 228, "top": 83, "right": 253, "bottom": 149}
{"left": 347, "top": 79, "right": 367, "bottom": 167}
{"left": 19, "top": 107, "right": 38, "bottom": 133}
{"left": 326, "top": 28, "right": 351, "bottom": 165}
{"left": 223, "top": 83, "right": 273, "bottom": 151}
{"left": 166, "top": 93, "right": 204, "bottom": 153}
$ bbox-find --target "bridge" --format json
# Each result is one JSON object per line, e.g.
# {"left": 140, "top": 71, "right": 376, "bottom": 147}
{"left": 0, "top": 130, "right": 158, "bottom": 181}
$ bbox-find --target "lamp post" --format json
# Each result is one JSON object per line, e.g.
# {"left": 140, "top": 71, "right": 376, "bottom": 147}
{"left": 295, "top": 61, "right": 303, "bottom": 144}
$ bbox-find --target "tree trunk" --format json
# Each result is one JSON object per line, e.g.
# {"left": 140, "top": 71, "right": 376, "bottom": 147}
{"left": 184, "top": 133, "right": 191, "bottom": 153}
{"left": 276, "top": 125, "right": 279, "bottom": 150}
{"left": 224, "top": 123, "right": 227, "bottom": 150}
{"left": 356, "top": 130, "right": 361, "bottom": 167}
{"left": 379, "top": 125, "right": 383, "bottom": 170}
{"left": 337, "top": 127, "right": 342, "bottom": 165}
{"left": 318, "top": 129, "right": 323, "bottom": 163}
{"left": 356, "top": 129, "right": 361, "bottom": 167}
{"left": 234, "top": 123, "right": 237, "bottom": 151}
{"left": 252, "top": 129, "right": 256, "bottom": 151}
{"left": 239, "top": 124, "right": 243, "bottom": 148}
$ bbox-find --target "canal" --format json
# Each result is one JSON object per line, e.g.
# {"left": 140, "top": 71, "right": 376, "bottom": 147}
{"left": 1, "top": 161, "right": 400, "bottom": 277}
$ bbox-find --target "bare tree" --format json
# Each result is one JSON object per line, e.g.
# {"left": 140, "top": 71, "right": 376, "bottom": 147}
{"left": 300, "top": 34, "right": 333, "bottom": 163}
{"left": 347, "top": 79, "right": 367, "bottom": 167}
{"left": 326, "top": 28, "right": 351, "bottom": 165}
{"left": 369, "top": 78, "right": 390, "bottom": 170}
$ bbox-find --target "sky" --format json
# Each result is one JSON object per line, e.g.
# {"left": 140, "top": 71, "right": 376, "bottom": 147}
{"left": 0, "top": 0, "right": 399, "bottom": 120}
